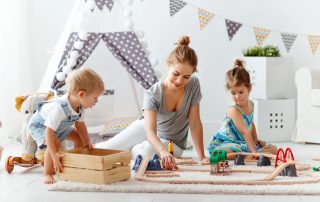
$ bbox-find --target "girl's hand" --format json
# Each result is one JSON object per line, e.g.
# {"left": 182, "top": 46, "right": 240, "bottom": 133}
{"left": 255, "top": 139, "right": 266, "bottom": 147}
{"left": 159, "top": 149, "right": 176, "bottom": 170}
{"left": 52, "top": 152, "right": 64, "bottom": 173}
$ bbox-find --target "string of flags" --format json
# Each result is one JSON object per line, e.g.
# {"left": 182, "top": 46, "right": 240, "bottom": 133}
{"left": 169, "top": 0, "right": 320, "bottom": 55}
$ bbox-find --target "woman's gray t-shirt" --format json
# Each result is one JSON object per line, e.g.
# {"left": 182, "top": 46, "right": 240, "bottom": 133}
{"left": 142, "top": 76, "right": 202, "bottom": 149}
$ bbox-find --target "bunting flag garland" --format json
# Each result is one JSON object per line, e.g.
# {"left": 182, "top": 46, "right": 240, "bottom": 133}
{"left": 198, "top": 8, "right": 214, "bottom": 30}
{"left": 165, "top": 0, "right": 320, "bottom": 55}
{"left": 308, "top": 35, "right": 320, "bottom": 55}
{"left": 281, "top": 33, "right": 297, "bottom": 53}
{"left": 225, "top": 19, "right": 242, "bottom": 41}
{"left": 169, "top": 0, "right": 187, "bottom": 16}
{"left": 253, "top": 27, "right": 270, "bottom": 46}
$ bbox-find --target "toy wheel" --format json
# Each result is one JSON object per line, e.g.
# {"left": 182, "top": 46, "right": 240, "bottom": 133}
{"left": 5, "top": 156, "right": 14, "bottom": 174}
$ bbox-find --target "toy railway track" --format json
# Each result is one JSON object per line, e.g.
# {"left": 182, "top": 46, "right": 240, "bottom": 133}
{"left": 134, "top": 149, "right": 317, "bottom": 185}
{"left": 135, "top": 159, "right": 320, "bottom": 185}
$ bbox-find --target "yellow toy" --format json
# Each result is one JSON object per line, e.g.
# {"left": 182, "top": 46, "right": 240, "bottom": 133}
{"left": 168, "top": 140, "right": 174, "bottom": 155}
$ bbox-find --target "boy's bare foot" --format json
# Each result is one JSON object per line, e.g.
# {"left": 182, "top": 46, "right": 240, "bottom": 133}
{"left": 43, "top": 175, "right": 55, "bottom": 184}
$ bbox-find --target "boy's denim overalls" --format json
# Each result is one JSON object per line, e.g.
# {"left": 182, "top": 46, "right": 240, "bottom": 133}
{"left": 29, "top": 98, "right": 83, "bottom": 149}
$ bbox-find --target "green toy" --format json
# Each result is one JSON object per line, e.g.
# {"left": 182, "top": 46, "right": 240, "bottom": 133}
{"left": 210, "top": 149, "right": 227, "bottom": 164}
{"left": 209, "top": 149, "right": 228, "bottom": 174}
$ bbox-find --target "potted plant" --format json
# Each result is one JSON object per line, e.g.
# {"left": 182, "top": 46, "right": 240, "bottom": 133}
{"left": 243, "top": 45, "right": 281, "bottom": 57}
{"left": 241, "top": 45, "right": 294, "bottom": 100}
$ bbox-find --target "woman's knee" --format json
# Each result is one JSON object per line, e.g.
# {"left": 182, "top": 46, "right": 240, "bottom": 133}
{"left": 131, "top": 141, "right": 157, "bottom": 159}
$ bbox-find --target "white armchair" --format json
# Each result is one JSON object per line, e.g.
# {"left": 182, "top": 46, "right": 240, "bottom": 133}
{"left": 294, "top": 67, "right": 320, "bottom": 143}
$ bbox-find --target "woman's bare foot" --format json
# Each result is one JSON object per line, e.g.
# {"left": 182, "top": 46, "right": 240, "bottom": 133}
{"left": 43, "top": 175, "right": 55, "bottom": 184}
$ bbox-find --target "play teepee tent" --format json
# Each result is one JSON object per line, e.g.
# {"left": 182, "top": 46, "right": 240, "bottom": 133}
{"left": 39, "top": 0, "right": 158, "bottom": 126}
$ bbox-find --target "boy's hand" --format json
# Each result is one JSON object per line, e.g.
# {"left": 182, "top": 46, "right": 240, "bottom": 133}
{"left": 86, "top": 142, "right": 93, "bottom": 150}
{"left": 52, "top": 153, "right": 64, "bottom": 173}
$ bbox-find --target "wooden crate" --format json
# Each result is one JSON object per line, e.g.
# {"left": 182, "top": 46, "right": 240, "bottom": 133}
{"left": 58, "top": 147, "right": 131, "bottom": 184}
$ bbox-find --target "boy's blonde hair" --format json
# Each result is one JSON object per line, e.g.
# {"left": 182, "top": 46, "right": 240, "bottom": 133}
{"left": 167, "top": 36, "right": 198, "bottom": 72}
{"left": 226, "top": 59, "right": 251, "bottom": 89}
{"left": 66, "top": 67, "right": 105, "bottom": 95}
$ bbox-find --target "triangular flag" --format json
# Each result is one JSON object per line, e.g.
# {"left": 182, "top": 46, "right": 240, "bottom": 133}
{"left": 104, "top": 0, "right": 115, "bottom": 11}
{"left": 281, "top": 33, "right": 297, "bottom": 53}
{"left": 225, "top": 19, "right": 242, "bottom": 41}
{"left": 308, "top": 35, "right": 320, "bottom": 55}
{"left": 253, "top": 27, "right": 270, "bottom": 46}
{"left": 198, "top": 8, "right": 214, "bottom": 30}
{"left": 169, "top": 0, "right": 187, "bottom": 17}
{"left": 95, "top": 0, "right": 105, "bottom": 10}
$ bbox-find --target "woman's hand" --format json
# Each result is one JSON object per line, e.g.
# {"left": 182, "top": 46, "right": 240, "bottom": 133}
{"left": 159, "top": 149, "right": 176, "bottom": 170}
{"left": 200, "top": 157, "right": 209, "bottom": 164}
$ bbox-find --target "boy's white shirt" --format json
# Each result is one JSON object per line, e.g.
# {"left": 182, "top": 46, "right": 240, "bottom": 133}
{"left": 40, "top": 93, "right": 84, "bottom": 131}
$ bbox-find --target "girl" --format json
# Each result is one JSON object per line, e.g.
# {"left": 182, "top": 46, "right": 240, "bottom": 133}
{"left": 208, "top": 59, "right": 278, "bottom": 157}
{"left": 96, "top": 36, "right": 208, "bottom": 169}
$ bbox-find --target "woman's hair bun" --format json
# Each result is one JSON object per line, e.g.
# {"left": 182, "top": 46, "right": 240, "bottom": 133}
{"left": 177, "top": 36, "right": 190, "bottom": 46}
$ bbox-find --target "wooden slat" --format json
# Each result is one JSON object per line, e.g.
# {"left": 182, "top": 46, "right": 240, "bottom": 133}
{"left": 61, "top": 148, "right": 131, "bottom": 170}
{"left": 58, "top": 165, "right": 131, "bottom": 184}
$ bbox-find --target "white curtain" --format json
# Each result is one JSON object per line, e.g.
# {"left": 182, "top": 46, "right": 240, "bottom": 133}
{"left": 0, "top": 1, "right": 33, "bottom": 145}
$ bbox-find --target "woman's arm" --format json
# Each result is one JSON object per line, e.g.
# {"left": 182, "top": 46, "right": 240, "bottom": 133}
{"left": 188, "top": 104, "right": 206, "bottom": 161}
{"left": 227, "top": 108, "right": 257, "bottom": 153}
{"left": 144, "top": 109, "right": 175, "bottom": 169}
{"left": 144, "top": 109, "right": 166, "bottom": 153}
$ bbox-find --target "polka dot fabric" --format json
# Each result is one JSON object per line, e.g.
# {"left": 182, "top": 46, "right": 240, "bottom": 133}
{"left": 84, "top": 0, "right": 115, "bottom": 12}
{"left": 102, "top": 31, "right": 157, "bottom": 89}
{"left": 52, "top": 32, "right": 103, "bottom": 90}
{"left": 51, "top": 31, "right": 157, "bottom": 91}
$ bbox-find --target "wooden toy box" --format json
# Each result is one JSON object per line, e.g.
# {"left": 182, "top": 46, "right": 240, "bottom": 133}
{"left": 58, "top": 147, "right": 131, "bottom": 184}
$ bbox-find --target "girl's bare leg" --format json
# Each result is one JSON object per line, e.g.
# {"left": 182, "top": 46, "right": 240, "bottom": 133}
{"left": 224, "top": 148, "right": 236, "bottom": 160}
{"left": 261, "top": 144, "right": 278, "bottom": 155}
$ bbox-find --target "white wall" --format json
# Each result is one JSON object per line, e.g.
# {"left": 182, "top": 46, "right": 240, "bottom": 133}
{"left": 129, "top": 0, "right": 320, "bottom": 144}
{"left": 4, "top": 0, "right": 320, "bottom": 145}
{"left": 27, "top": 0, "right": 76, "bottom": 90}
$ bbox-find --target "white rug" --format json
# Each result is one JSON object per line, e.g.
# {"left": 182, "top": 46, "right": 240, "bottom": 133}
{"left": 49, "top": 162, "right": 320, "bottom": 195}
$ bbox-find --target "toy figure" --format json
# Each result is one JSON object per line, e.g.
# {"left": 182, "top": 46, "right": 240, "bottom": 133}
{"left": 5, "top": 93, "right": 52, "bottom": 173}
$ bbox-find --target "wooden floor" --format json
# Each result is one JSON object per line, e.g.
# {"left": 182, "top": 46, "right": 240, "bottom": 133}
{"left": 1, "top": 142, "right": 320, "bottom": 202}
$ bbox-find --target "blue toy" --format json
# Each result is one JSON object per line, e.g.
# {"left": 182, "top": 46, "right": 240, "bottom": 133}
{"left": 132, "top": 154, "right": 162, "bottom": 172}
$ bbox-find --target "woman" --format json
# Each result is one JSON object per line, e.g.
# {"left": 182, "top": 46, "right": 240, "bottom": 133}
{"left": 95, "top": 36, "right": 208, "bottom": 169}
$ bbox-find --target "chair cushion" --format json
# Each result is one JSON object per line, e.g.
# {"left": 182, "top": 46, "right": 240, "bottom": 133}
{"left": 311, "top": 89, "right": 320, "bottom": 107}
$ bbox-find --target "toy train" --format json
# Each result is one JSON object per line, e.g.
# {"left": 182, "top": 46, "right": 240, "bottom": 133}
{"left": 209, "top": 149, "right": 228, "bottom": 174}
